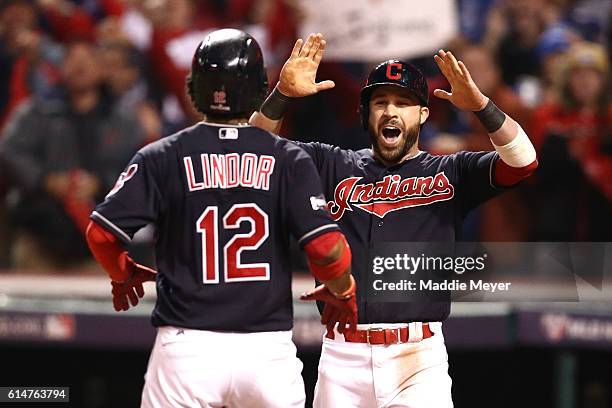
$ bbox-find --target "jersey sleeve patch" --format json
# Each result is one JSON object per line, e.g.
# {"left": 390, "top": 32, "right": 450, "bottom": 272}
{"left": 310, "top": 194, "right": 330, "bottom": 211}
{"left": 106, "top": 163, "right": 139, "bottom": 198}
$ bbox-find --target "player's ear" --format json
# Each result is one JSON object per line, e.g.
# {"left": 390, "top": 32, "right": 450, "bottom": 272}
{"left": 419, "top": 107, "right": 429, "bottom": 125}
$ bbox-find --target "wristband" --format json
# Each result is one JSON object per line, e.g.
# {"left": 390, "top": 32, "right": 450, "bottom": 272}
{"left": 474, "top": 99, "right": 506, "bottom": 133}
{"left": 260, "top": 85, "right": 292, "bottom": 120}
{"left": 307, "top": 234, "right": 352, "bottom": 281}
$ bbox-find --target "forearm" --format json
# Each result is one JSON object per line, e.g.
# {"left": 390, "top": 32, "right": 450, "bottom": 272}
{"left": 475, "top": 98, "right": 538, "bottom": 168}
{"left": 473, "top": 99, "right": 539, "bottom": 186}
{"left": 304, "top": 231, "right": 353, "bottom": 295}
{"left": 249, "top": 85, "right": 290, "bottom": 133}
{"left": 86, "top": 220, "right": 133, "bottom": 282}
{"left": 249, "top": 111, "right": 283, "bottom": 134}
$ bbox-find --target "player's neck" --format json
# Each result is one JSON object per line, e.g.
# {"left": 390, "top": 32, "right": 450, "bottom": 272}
{"left": 203, "top": 116, "right": 250, "bottom": 126}
{"left": 400, "top": 146, "right": 422, "bottom": 162}
{"left": 374, "top": 145, "right": 422, "bottom": 167}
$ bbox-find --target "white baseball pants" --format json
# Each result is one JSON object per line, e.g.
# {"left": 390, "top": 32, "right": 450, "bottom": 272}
{"left": 313, "top": 322, "right": 453, "bottom": 408}
{"left": 141, "top": 326, "right": 306, "bottom": 408}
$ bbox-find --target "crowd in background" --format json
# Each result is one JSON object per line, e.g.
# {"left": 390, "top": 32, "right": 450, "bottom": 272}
{"left": 0, "top": 0, "right": 609, "bottom": 270}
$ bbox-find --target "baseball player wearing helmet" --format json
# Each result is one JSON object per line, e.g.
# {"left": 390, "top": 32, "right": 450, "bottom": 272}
{"left": 251, "top": 33, "right": 539, "bottom": 408}
{"left": 85, "top": 29, "right": 358, "bottom": 408}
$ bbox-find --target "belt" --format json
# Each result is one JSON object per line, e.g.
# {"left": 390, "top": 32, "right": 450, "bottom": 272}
{"left": 340, "top": 323, "right": 434, "bottom": 345}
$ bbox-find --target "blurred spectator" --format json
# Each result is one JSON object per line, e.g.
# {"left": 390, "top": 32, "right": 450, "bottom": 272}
{"left": 0, "top": 40, "right": 145, "bottom": 269}
{"left": 463, "top": 45, "right": 533, "bottom": 150}
{"left": 426, "top": 43, "right": 532, "bottom": 150}
{"left": 98, "top": 26, "right": 162, "bottom": 144}
{"left": 36, "top": 0, "right": 97, "bottom": 42}
{"left": 560, "top": 0, "right": 611, "bottom": 43}
{"left": 138, "top": 0, "right": 285, "bottom": 129}
{"left": 143, "top": 0, "right": 219, "bottom": 126}
{"left": 536, "top": 24, "right": 579, "bottom": 106}
{"left": 484, "top": 0, "right": 547, "bottom": 88}
{"left": 0, "top": 0, "right": 55, "bottom": 268}
{"left": 457, "top": 0, "right": 497, "bottom": 43}
{"left": 530, "top": 41, "right": 612, "bottom": 240}
{"left": 0, "top": 0, "right": 38, "bottom": 130}
{"left": 0, "top": 0, "right": 63, "bottom": 132}
{"left": 144, "top": 0, "right": 262, "bottom": 126}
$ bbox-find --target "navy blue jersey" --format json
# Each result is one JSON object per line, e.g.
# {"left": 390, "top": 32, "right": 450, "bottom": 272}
{"left": 295, "top": 142, "right": 506, "bottom": 323}
{"left": 92, "top": 123, "right": 339, "bottom": 332}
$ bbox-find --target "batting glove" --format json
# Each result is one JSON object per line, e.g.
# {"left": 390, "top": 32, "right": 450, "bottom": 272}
{"left": 111, "top": 260, "right": 156, "bottom": 312}
{"left": 300, "top": 276, "right": 357, "bottom": 339}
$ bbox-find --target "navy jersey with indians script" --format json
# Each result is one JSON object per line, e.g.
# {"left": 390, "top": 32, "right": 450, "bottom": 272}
{"left": 295, "top": 142, "right": 507, "bottom": 323}
{"left": 92, "top": 123, "right": 339, "bottom": 332}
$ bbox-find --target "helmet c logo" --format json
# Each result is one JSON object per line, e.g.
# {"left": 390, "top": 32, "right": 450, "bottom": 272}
{"left": 386, "top": 63, "right": 402, "bottom": 80}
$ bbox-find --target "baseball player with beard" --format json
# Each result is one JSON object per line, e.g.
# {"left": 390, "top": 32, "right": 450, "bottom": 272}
{"left": 250, "top": 33, "right": 539, "bottom": 407}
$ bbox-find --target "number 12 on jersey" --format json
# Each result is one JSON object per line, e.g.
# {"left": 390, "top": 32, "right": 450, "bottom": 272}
{"left": 196, "top": 204, "right": 270, "bottom": 284}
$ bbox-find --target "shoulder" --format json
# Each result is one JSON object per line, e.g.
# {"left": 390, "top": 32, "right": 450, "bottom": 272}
{"left": 452, "top": 150, "right": 497, "bottom": 161}
{"left": 305, "top": 141, "right": 361, "bottom": 163}
{"left": 425, "top": 150, "right": 494, "bottom": 162}
{"left": 419, "top": 150, "right": 497, "bottom": 171}
{"left": 137, "top": 133, "right": 181, "bottom": 160}
{"left": 272, "top": 135, "right": 316, "bottom": 164}
{"left": 349, "top": 147, "right": 370, "bottom": 161}
{"left": 140, "top": 121, "right": 219, "bottom": 154}
{"left": 418, "top": 151, "right": 454, "bottom": 166}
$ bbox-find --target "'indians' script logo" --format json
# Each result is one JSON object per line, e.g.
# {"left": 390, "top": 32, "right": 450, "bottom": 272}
{"left": 328, "top": 172, "right": 454, "bottom": 220}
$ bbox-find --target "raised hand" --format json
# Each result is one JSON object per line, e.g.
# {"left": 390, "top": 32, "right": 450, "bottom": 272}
{"left": 433, "top": 49, "right": 488, "bottom": 111}
{"left": 277, "top": 33, "right": 335, "bottom": 98}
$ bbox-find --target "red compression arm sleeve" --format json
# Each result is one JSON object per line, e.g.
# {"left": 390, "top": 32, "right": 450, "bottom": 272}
{"left": 304, "top": 231, "right": 352, "bottom": 281}
{"left": 86, "top": 220, "right": 132, "bottom": 282}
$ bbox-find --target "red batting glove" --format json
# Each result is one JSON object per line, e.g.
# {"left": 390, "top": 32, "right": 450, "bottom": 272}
{"left": 300, "top": 276, "right": 357, "bottom": 339}
{"left": 111, "top": 260, "right": 157, "bottom": 312}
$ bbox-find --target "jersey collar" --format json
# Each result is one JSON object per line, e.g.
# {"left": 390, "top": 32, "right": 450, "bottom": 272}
{"left": 200, "top": 121, "right": 252, "bottom": 127}
{"left": 363, "top": 149, "right": 425, "bottom": 170}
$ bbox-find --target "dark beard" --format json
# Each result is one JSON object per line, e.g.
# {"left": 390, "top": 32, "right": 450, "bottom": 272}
{"left": 369, "top": 123, "right": 420, "bottom": 164}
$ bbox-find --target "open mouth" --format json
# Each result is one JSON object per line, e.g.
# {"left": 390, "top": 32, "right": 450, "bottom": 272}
{"left": 381, "top": 125, "right": 402, "bottom": 146}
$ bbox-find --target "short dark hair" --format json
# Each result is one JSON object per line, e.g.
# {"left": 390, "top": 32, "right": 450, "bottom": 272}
{"left": 185, "top": 72, "right": 202, "bottom": 114}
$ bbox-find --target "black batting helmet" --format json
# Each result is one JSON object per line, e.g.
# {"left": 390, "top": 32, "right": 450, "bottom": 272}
{"left": 359, "top": 60, "right": 429, "bottom": 129}
{"left": 187, "top": 28, "right": 269, "bottom": 117}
